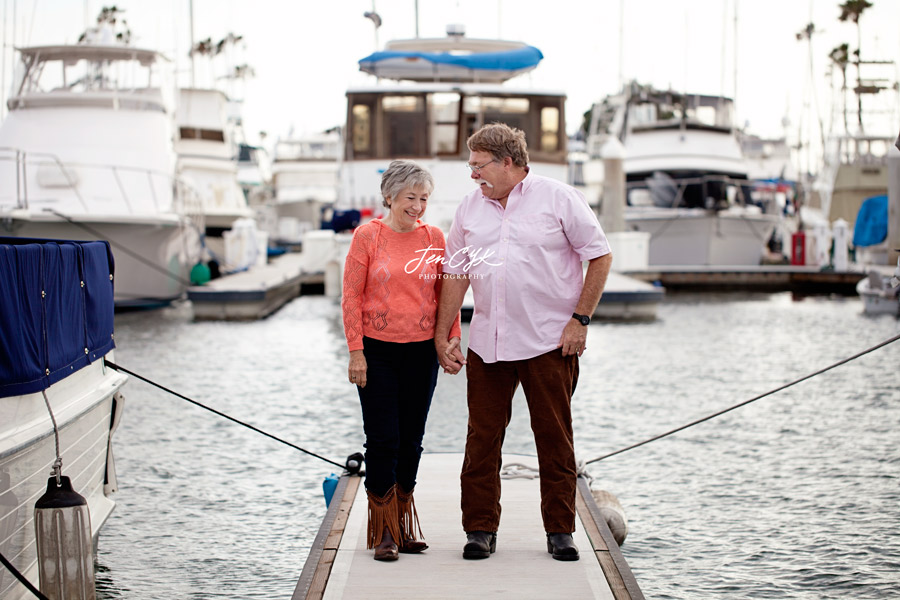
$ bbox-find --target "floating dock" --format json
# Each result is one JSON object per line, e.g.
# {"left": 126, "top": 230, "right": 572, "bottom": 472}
{"left": 624, "top": 265, "right": 865, "bottom": 294}
{"left": 294, "top": 453, "right": 643, "bottom": 600}
{"left": 186, "top": 253, "right": 323, "bottom": 320}
{"left": 462, "top": 272, "right": 664, "bottom": 322}
{"left": 594, "top": 272, "right": 665, "bottom": 321}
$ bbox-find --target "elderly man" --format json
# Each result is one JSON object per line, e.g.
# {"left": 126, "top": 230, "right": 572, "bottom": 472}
{"left": 435, "top": 123, "right": 612, "bottom": 561}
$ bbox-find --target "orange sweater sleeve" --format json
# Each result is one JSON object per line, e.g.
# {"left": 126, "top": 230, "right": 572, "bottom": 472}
{"left": 341, "top": 225, "right": 371, "bottom": 352}
{"left": 431, "top": 226, "right": 462, "bottom": 341}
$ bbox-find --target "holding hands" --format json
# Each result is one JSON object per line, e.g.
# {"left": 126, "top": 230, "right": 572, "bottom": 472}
{"left": 436, "top": 336, "right": 466, "bottom": 374}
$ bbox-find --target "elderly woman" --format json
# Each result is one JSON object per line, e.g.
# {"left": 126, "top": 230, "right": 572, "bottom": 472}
{"left": 341, "top": 160, "right": 461, "bottom": 561}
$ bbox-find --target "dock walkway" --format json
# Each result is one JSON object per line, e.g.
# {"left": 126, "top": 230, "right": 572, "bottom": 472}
{"left": 294, "top": 453, "right": 642, "bottom": 600}
{"left": 625, "top": 265, "right": 865, "bottom": 294}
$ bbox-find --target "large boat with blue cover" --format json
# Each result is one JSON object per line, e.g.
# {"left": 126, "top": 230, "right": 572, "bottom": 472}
{"left": 341, "top": 24, "right": 568, "bottom": 233}
{"left": 0, "top": 237, "right": 126, "bottom": 599}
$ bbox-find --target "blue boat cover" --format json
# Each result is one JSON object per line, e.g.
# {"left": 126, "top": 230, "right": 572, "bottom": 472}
{"left": 359, "top": 45, "right": 543, "bottom": 72}
{"left": 0, "top": 237, "right": 116, "bottom": 398}
{"left": 852, "top": 194, "right": 888, "bottom": 247}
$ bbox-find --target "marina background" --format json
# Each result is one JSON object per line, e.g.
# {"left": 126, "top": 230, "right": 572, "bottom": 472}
{"left": 96, "top": 293, "right": 900, "bottom": 598}
{"left": 3, "top": 0, "right": 899, "bottom": 168}
{"left": 2, "top": 0, "right": 898, "bottom": 596}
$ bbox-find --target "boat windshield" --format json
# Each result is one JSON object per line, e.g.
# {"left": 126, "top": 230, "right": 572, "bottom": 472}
{"left": 10, "top": 47, "right": 173, "bottom": 110}
{"left": 629, "top": 93, "right": 734, "bottom": 131}
{"left": 346, "top": 90, "right": 566, "bottom": 162}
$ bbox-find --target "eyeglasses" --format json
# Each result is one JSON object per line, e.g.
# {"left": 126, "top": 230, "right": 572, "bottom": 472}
{"left": 465, "top": 159, "right": 497, "bottom": 174}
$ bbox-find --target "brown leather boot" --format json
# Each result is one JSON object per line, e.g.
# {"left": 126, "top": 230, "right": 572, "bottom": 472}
{"left": 374, "top": 526, "right": 399, "bottom": 561}
{"left": 367, "top": 486, "right": 400, "bottom": 561}
{"left": 397, "top": 487, "right": 428, "bottom": 554}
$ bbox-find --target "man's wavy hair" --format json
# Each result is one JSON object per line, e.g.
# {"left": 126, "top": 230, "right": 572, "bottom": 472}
{"left": 467, "top": 123, "right": 529, "bottom": 168}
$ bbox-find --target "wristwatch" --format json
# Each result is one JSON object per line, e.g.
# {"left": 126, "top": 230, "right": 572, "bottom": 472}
{"left": 572, "top": 312, "right": 591, "bottom": 326}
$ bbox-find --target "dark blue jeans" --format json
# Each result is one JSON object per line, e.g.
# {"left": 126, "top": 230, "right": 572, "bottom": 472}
{"left": 357, "top": 336, "right": 439, "bottom": 497}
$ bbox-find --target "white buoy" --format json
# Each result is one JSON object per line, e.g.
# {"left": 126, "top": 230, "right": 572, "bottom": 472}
{"left": 591, "top": 489, "right": 629, "bottom": 546}
{"left": 33, "top": 476, "right": 95, "bottom": 600}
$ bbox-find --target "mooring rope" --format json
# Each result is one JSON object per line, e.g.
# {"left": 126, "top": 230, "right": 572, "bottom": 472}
{"left": 586, "top": 330, "right": 900, "bottom": 464}
{"left": 47, "top": 209, "right": 195, "bottom": 287}
{"left": 105, "top": 361, "right": 346, "bottom": 470}
{"left": 0, "top": 551, "right": 48, "bottom": 600}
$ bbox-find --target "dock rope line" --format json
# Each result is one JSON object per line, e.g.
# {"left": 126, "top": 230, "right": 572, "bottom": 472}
{"left": 48, "top": 209, "right": 194, "bottom": 288}
{"left": 105, "top": 361, "right": 347, "bottom": 470}
{"left": 0, "top": 550, "right": 48, "bottom": 600}
{"left": 41, "top": 390, "right": 63, "bottom": 484}
{"left": 586, "top": 330, "right": 900, "bottom": 465}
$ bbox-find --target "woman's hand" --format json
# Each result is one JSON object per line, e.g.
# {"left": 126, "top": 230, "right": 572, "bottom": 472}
{"left": 348, "top": 350, "right": 367, "bottom": 387}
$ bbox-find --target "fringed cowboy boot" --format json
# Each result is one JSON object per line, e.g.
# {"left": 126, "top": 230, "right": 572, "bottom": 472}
{"left": 397, "top": 487, "right": 428, "bottom": 553}
{"left": 367, "top": 485, "right": 400, "bottom": 561}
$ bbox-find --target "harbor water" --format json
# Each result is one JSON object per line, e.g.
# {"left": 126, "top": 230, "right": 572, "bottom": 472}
{"left": 94, "top": 292, "right": 900, "bottom": 599}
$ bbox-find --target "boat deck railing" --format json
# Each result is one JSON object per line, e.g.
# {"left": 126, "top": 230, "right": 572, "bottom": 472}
{"left": 0, "top": 146, "right": 204, "bottom": 227}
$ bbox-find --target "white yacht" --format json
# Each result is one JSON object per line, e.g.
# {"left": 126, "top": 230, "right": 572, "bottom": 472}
{"left": 814, "top": 52, "right": 897, "bottom": 233}
{"left": 1, "top": 237, "right": 127, "bottom": 600}
{"left": 584, "top": 82, "right": 779, "bottom": 266}
{"left": 175, "top": 87, "right": 254, "bottom": 265}
{"left": 0, "top": 37, "right": 203, "bottom": 307}
{"left": 342, "top": 24, "right": 568, "bottom": 233}
{"left": 270, "top": 129, "right": 341, "bottom": 239}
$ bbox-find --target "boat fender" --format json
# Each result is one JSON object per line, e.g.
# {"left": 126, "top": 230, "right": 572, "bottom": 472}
{"left": 190, "top": 262, "right": 211, "bottom": 285}
{"left": 323, "top": 473, "right": 339, "bottom": 507}
{"left": 591, "top": 489, "right": 629, "bottom": 546}
{"left": 33, "top": 476, "right": 95, "bottom": 600}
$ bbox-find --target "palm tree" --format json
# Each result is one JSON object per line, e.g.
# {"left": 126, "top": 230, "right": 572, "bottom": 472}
{"left": 837, "top": 0, "right": 873, "bottom": 130}
{"left": 828, "top": 43, "right": 850, "bottom": 133}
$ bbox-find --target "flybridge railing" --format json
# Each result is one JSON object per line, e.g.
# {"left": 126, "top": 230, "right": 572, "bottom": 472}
{"left": 0, "top": 147, "right": 204, "bottom": 230}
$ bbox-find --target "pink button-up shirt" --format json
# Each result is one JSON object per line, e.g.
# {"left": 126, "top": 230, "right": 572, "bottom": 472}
{"left": 443, "top": 170, "right": 611, "bottom": 363}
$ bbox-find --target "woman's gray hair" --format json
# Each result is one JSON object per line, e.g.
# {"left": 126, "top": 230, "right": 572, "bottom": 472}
{"left": 380, "top": 160, "right": 434, "bottom": 208}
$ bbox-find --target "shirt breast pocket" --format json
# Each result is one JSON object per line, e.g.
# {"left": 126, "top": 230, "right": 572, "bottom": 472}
{"left": 513, "top": 214, "right": 561, "bottom": 246}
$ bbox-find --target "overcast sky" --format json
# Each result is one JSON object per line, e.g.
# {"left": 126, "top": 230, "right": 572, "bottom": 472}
{"left": 3, "top": 0, "right": 898, "bottom": 165}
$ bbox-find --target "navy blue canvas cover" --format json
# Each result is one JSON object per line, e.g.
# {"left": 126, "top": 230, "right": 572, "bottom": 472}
{"left": 0, "top": 237, "right": 115, "bottom": 397}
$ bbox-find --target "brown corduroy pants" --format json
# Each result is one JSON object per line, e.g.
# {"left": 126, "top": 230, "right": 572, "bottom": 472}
{"left": 460, "top": 348, "right": 579, "bottom": 534}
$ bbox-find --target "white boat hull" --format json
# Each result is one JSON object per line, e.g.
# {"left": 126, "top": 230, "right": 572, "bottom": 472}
{"left": 626, "top": 208, "right": 778, "bottom": 266}
{"left": 0, "top": 213, "right": 201, "bottom": 307}
{"left": 0, "top": 361, "right": 127, "bottom": 600}
{"left": 856, "top": 274, "right": 900, "bottom": 316}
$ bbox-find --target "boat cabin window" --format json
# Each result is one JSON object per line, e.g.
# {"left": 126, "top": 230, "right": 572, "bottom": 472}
{"left": 540, "top": 106, "right": 560, "bottom": 152}
{"left": 463, "top": 96, "right": 530, "bottom": 138}
{"left": 686, "top": 96, "right": 733, "bottom": 129}
{"left": 628, "top": 95, "right": 734, "bottom": 132}
{"left": 629, "top": 103, "right": 664, "bottom": 126}
{"left": 345, "top": 91, "right": 566, "bottom": 163}
{"left": 430, "top": 92, "right": 461, "bottom": 155}
{"left": 383, "top": 96, "right": 427, "bottom": 156}
{"left": 179, "top": 127, "right": 225, "bottom": 142}
{"left": 351, "top": 102, "right": 373, "bottom": 155}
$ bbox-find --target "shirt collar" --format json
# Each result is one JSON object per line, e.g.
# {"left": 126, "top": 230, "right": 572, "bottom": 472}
{"left": 479, "top": 165, "right": 532, "bottom": 205}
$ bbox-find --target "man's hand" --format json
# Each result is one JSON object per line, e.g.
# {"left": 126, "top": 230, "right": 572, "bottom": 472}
{"left": 557, "top": 319, "right": 588, "bottom": 357}
{"left": 436, "top": 336, "right": 466, "bottom": 374}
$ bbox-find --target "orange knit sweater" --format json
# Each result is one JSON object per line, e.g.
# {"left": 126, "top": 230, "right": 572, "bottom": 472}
{"left": 342, "top": 219, "right": 462, "bottom": 351}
